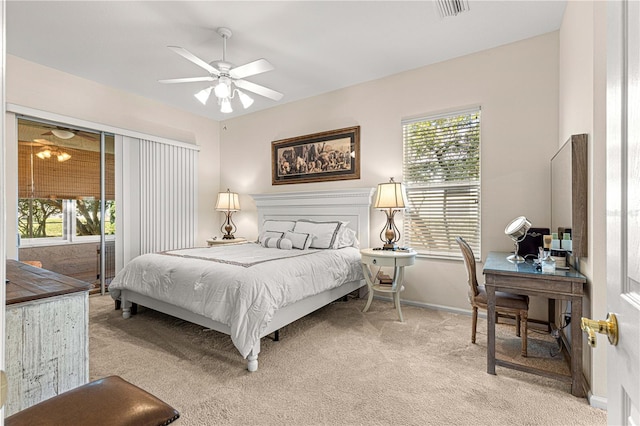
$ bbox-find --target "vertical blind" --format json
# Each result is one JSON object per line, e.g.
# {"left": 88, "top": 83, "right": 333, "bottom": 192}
{"left": 139, "top": 139, "right": 198, "bottom": 254}
{"left": 402, "top": 108, "right": 481, "bottom": 257}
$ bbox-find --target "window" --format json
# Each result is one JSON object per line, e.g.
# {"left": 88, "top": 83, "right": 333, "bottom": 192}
{"left": 402, "top": 108, "right": 481, "bottom": 258}
{"left": 17, "top": 118, "right": 115, "bottom": 244}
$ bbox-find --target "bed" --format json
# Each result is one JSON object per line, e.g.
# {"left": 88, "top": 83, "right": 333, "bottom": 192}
{"left": 109, "top": 188, "right": 373, "bottom": 371}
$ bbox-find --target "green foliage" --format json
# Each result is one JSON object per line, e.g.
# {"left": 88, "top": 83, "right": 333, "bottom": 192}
{"left": 404, "top": 112, "right": 480, "bottom": 185}
{"left": 18, "top": 199, "right": 62, "bottom": 238}
{"left": 19, "top": 198, "right": 116, "bottom": 238}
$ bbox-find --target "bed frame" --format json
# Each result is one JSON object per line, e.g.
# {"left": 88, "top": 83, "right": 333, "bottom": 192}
{"left": 119, "top": 188, "right": 374, "bottom": 371}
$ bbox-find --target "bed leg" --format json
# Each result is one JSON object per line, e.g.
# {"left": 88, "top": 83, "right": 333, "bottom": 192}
{"left": 247, "top": 343, "right": 260, "bottom": 372}
{"left": 122, "top": 298, "right": 132, "bottom": 319}
{"left": 273, "top": 330, "right": 280, "bottom": 341}
{"left": 247, "top": 353, "right": 258, "bottom": 372}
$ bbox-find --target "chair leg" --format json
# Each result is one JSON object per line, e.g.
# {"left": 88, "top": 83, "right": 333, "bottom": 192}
{"left": 471, "top": 307, "right": 478, "bottom": 344}
{"left": 516, "top": 314, "right": 521, "bottom": 337}
{"left": 521, "top": 311, "right": 528, "bottom": 357}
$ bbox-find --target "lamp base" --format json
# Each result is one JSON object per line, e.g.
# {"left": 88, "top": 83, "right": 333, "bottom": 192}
{"left": 507, "top": 253, "right": 525, "bottom": 263}
{"left": 382, "top": 242, "right": 398, "bottom": 251}
{"left": 222, "top": 234, "right": 235, "bottom": 240}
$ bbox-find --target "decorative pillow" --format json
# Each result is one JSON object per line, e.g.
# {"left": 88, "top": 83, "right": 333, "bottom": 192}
{"left": 284, "top": 231, "right": 314, "bottom": 250}
{"left": 333, "top": 226, "right": 359, "bottom": 249}
{"left": 258, "top": 230, "right": 285, "bottom": 244}
{"left": 261, "top": 237, "right": 293, "bottom": 250}
{"left": 293, "top": 220, "right": 342, "bottom": 249}
{"left": 262, "top": 220, "right": 296, "bottom": 233}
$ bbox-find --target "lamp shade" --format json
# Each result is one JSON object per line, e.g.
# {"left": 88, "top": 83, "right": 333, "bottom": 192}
{"left": 374, "top": 178, "right": 408, "bottom": 210}
{"left": 215, "top": 190, "right": 240, "bottom": 211}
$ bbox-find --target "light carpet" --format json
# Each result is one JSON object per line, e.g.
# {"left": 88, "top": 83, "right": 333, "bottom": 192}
{"left": 89, "top": 294, "right": 606, "bottom": 425}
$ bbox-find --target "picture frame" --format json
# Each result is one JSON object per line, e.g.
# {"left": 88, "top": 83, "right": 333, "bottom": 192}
{"left": 271, "top": 126, "right": 360, "bottom": 185}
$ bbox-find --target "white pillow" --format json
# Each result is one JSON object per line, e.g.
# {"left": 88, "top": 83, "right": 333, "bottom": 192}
{"left": 293, "top": 220, "right": 342, "bottom": 249}
{"left": 261, "top": 237, "right": 293, "bottom": 250}
{"left": 258, "top": 230, "right": 285, "bottom": 244}
{"left": 284, "top": 231, "right": 314, "bottom": 250}
{"left": 262, "top": 220, "right": 296, "bottom": 233}
{"left": 334, "top": 226, "right": 359, "bottom": 249}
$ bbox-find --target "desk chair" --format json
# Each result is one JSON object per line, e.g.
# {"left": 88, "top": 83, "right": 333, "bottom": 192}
{"left": 456, "top": 237, "right": 530, "bottom": 356}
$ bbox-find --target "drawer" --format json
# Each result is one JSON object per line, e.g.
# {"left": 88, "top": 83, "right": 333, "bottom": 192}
{"left": 361, "top": 254, "right": 397, "bottom": 267}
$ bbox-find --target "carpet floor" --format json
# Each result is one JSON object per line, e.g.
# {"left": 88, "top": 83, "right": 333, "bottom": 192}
{"left": 89, "top": 294, "right": 606, "bottom": 425}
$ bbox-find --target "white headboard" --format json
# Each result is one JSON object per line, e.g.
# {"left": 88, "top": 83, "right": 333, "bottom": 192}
{"left": 251, "top": 188, "right": 374, "bottom": 247}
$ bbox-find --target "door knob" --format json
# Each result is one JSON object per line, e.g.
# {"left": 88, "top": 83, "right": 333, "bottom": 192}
{"left": 581, "top": 312, "right": 618, "bottom": 347}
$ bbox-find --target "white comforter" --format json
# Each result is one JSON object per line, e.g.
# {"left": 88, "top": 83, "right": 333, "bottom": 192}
{"left": 109, "top": 242, "right": 363, "bottom": 357}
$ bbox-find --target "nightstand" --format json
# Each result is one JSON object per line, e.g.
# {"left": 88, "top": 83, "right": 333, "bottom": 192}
{"left": 360, "top": 248, "right": 417, "bottom": 322}
{"left": 207, "top": 237, "right": 247, "bottom": 246}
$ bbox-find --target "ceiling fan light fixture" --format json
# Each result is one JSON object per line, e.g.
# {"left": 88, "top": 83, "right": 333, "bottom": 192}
{"left": 195, "top": 86, "right": 213, "bottom": 105}
{"left": 57, "top": 152, "right": 72, "bottom": 162}
{"left": 51, "top": 129, "right": 75, "bottom": 139}
{"left": 215, "top": 77, "right": 232, "bottom": 99}
{"left": 220, "top": 98, "right": 233, "bottom": 114}
{"left": 36, "top": 148, "right": 52, "bottom": 159}
{"left": 237, "top": 90, "right": 254, "bottom": 109}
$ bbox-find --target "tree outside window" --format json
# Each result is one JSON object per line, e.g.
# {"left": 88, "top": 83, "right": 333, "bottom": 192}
{"left": 402, "top": 109, "right": 481, "bottom": 258}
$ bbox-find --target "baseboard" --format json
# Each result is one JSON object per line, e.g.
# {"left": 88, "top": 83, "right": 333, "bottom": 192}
{"left": 372, "top": 294, "right": 471, "bottom": 317}
{"left": 588, "top": 392, "right": 607, "bottom": 410}
{"left": 372, "top": 295, "right": 548, "bottom": 329}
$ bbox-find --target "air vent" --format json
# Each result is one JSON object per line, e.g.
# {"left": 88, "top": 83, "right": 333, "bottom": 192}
{"left": 435, "top": 0, "right": 470, "bottom": 18}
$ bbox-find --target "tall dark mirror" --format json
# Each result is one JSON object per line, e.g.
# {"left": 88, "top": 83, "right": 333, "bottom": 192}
{"left": 550, "top": 133, "right": 588, "bottom": 258}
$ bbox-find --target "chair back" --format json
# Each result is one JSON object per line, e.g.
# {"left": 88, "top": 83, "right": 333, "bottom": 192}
{"left": 456, "top": 237, "right": 479, "bottom": 298}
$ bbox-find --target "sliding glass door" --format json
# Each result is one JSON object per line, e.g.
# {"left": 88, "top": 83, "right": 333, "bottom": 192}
{"left": 17, "top": 117, "right": 116, "bottom": 293}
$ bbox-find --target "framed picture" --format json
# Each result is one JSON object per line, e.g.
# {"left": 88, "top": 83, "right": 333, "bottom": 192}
{"left": 272, "top": 126, "right": 360, "bottom": 185}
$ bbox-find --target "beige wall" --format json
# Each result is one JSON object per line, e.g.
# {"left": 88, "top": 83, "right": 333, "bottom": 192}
{"left": 6, "top": 22, "right": 603, "bottom": 401}
{"left": 220, "top": 33, "right": 560, "bottom": 317}
{"left": 4, "top": 55, "right": 221, "bottom": 255}
{"left": 559, "top": 0, "right": 608, "bottom": 405}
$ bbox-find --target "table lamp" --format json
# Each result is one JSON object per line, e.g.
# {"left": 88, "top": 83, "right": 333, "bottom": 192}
{"left": 216, "top": 189, "right": 240, "bottom": 239}
{"left": 374, "top": 177, "right": 408, "bottom": 250}
{"left": 504, "top": 216, "right": 532, "bottom": 263}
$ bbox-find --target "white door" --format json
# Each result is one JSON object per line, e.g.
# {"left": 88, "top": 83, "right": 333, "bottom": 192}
{"left": 1, "top": 1, "right": 7, "bottom": 422}
{"left": 607, "top": 1, "right": 640, "bottom": 424}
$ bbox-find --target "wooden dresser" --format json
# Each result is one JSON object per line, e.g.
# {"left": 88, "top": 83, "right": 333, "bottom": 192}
{"left": 4, "top": 260, "right": 92, "bottom": 416}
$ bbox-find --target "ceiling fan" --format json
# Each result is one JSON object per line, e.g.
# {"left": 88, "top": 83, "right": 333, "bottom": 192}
{"left": 41, "top": 126, "right": 97, "bottom": 141}
{"left": 159, "top": 27, "right": 283, "bottom": 113}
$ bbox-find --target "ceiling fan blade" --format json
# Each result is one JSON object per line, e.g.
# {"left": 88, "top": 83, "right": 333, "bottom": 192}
{"left": 229, "top": 59, "right": 274, "bottom": 80}
{"left": 158, "top": 76, "right": 215, "bottom": 84}
{"left": 167, "top": 46, "right": 220, "bottom": 76}
{"left": 234, "top": 79, "right": 284, "bottom": 101}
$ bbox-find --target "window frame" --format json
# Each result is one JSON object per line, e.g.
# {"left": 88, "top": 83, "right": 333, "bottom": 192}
{"left": 402, "top": 107, "right": 481, "bottom": 259}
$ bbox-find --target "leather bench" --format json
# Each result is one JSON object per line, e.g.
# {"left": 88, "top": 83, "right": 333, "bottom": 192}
{"left": 5, "top": 376, "right": 179, "bottom": 426}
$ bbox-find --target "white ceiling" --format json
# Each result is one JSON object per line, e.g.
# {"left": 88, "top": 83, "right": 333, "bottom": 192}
{"left": 7, "top": 1, "right": 567, "bottom": 122}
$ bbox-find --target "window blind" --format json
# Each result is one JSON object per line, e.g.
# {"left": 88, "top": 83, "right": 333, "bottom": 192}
{"left": 402, "top": 109, "right": 481, "bottom": 257}
{"left": 139, "top": 138, "right": 198, "bottom": 254}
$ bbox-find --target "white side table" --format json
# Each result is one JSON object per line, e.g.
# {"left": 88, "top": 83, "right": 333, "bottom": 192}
{"left": 207, "top": 237, "right": 247, "bottom": 246}
{"left": 360, "top": 248, "right": 417, "bottom": 322}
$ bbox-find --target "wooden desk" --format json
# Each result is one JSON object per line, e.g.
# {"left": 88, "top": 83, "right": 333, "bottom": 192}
{"left": 482, "top": 252, "right": 587, "bottom": 397}
{"left": 5, "top": 260, "right": 92, "bottom": 416}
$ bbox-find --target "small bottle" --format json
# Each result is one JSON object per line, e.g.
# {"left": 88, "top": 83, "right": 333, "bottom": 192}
{"left": 551, "top": 233, "right": 561, "bottom": 250}
{"left": 542, "top": 253, "right": 556, "bottom": 273}
{"left": 563, "top": 233, "right": 572, "bottom": 252}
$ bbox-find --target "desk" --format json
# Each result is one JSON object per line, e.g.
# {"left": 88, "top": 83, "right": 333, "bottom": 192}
{"left": 5, "top": 260, "right": 92, "bottom": 416}
{"left": 483, "top": 252, "right": 587, "bottom": 397}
